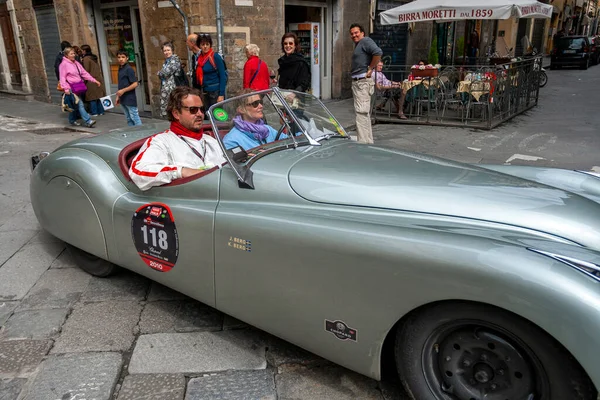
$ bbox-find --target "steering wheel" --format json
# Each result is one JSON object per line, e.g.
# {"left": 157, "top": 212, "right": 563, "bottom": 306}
{"left": 275, "top": 124, "right": 286, "bottom": 141}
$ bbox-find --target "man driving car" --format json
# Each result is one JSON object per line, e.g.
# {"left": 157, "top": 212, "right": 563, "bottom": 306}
{"left": 129, "top": 87, "right": 226, "bottom": 191}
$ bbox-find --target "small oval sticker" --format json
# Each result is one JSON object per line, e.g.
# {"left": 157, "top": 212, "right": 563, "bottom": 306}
{"left": 213, "top": 108, "right": 228, "bottom": 122}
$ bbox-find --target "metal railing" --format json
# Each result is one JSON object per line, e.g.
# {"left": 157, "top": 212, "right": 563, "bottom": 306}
{"left": 371, "top": 57, "right": 542, "bottom": 129}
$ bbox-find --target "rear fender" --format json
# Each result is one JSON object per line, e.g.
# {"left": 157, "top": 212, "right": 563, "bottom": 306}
{"left": 30, "top": 148, "right": 128, "bottom": 261}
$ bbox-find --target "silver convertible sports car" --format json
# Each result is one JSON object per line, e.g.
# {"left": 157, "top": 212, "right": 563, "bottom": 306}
{"left": 31, "top": 88, "right": 600, "bottom": 400}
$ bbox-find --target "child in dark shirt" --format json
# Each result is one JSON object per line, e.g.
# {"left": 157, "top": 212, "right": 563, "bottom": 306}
{"left": 116, "top": 50, "right": 142, "bottom": 126}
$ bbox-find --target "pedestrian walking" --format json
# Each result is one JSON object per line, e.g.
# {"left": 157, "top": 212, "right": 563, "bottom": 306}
{"left": 158, "top": 41, "right": 183, "bottom": 117}
{"left": 186, "top": 33, "right": 201, "bottom": 89}
{"left": 277, "top": 33, "right": 311, "bottom": 92}
{"left": 54, "top": 41, "right": 71, "bottom": 80}
{"left": 349, "top": 23, "right": 381, "bottom": 144}
{"left": 115, "top": 49, "right": 142, "bottom": 126}
{"left": 59, "top": 47, "right": 100, "bottom": 128}
{"left": 243, "top": 44, "right": 270, "bottom": 90}
{"left": 80, "top": 44, "right": 106, "bottom": 116}
{"left": 195, "top": 33, "right": 227, "bottom": 111}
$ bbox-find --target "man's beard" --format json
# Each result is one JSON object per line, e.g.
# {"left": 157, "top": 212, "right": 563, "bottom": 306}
{"left": 181, "top": 119, "right": 202, "bottom": 132}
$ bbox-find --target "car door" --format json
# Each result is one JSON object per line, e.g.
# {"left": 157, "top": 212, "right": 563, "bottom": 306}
{"left": 111, "top": 170, "right": 221, "bottom": 307}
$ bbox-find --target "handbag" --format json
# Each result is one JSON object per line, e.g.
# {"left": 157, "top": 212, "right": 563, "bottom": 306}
{"left": 68, "top": 63, "right": 88, "bottom": 96}
{"left": 70, "top": 80, "right": 87, "bottom": 96}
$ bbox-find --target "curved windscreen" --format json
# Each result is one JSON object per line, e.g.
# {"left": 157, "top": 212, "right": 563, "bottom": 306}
{"left": 207, "top": 89, "right": 347, "bottom": 187}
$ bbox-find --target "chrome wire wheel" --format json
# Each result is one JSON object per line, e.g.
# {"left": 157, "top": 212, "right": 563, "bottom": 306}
{"left": 421, "top": 322, "right": 547, "bottom": 400}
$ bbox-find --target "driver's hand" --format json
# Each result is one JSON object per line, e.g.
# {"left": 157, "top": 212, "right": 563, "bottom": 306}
{"left": 217, "top": 96, "right": 224, "bottom": 102}
{"left": 181, "top": 167, "right": 203, "bottom": 178}
{"left": 285, "top": 93, "right": 296, "bottom": 102}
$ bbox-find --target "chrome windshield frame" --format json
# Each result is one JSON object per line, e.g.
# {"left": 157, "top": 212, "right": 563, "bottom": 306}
{"left": 207, "top": 88, "right": 346, "bottom": 189}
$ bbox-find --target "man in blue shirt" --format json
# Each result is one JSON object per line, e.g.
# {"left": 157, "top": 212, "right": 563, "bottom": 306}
{"left": 116, "top": 50, "right": 142, "bottom": 126}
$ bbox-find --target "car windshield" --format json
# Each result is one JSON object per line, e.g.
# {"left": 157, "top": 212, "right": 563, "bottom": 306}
{"left": 557, "top": 37, "right": 586, "bottom": 50}
{"left": 207, "top": 88, "right": 348, "bottom": 188}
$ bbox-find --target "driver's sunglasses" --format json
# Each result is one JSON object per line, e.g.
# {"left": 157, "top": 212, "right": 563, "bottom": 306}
{"left": 181, "top": 105, "right": 205, "bottom": 114}
{"left": 246, "top": 99, "right": 263, "bottom": 108}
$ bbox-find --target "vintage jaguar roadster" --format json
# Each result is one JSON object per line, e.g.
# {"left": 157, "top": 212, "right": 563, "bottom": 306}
{"left": 30, "top": 88, "right": 600, "bottom": 399}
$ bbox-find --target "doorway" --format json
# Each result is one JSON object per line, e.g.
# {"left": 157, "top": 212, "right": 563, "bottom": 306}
{"left": 285, "top": 1, "right": 332, "bottom": 100}
{"left": 0, "top": 3, "right": 22, "bottom": 88}
{"left": 94, "top": 0, "right": 150, "bottom": 111}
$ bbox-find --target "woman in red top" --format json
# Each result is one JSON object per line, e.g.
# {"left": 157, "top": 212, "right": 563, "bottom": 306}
{"left": 243, "top": 44, "right": 270, "bottom": 90}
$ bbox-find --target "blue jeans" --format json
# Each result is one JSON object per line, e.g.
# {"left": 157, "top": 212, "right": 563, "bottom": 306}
{"left": 89, "top": 99, "right": 105, "bottom": 115}
{"left": 65, "top": 94, "right": 91, "bottom": 124}
{"left": 121, "top": 104, "right": 142, "bottom": 126}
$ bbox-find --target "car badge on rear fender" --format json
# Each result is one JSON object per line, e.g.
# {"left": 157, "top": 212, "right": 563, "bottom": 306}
{"left": 325, "top": 319, "right": 357, "bottom": 342}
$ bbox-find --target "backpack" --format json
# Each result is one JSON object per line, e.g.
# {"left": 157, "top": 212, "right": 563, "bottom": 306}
{"left": 173, "top": 67, "right": 189, "bottom": 87}
{"left": 209, "top": 53, "right": 229, "bottom": 85}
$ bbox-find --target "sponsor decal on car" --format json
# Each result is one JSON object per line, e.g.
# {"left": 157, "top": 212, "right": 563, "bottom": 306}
{"left": 228, "top": 236, "right": 252, "bottom": 252}
{"left": 325, "top": 319, "right": 357, "bottom": 342}
{"left": 131, "top": 203, "right": 179, "bottom": 272}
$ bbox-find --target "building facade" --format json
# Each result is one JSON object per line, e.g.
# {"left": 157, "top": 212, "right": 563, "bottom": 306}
{"left": 0, "top": 0, "right": 368, "bottom": 116}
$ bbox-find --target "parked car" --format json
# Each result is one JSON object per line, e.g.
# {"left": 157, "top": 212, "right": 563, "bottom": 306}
{"left": 551, "top": 35, "right": 593, "bottom": 69}
{"left": 30, "top": 89, "right": 600, "bottom": 400}
{"left": 589, "top": 36, "right": 600, "bottom": 65}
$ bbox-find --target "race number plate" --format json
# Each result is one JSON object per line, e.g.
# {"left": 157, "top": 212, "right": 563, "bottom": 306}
{"left": 131, "top": 203, "right": 179, "bottom": 272}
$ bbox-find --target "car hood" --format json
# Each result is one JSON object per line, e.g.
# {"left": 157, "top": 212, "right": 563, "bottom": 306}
{"left": 288, "top": 142, "right": 600, "bottom": 248}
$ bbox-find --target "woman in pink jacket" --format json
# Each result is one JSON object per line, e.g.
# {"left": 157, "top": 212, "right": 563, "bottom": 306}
{"left": 59, "top": 47, "right": 101, "bottom": 128}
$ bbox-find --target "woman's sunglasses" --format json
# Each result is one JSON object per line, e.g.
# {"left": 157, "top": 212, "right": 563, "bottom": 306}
{"left": 181, "top": 105, "right": 205, "bottom": 114}
{"left": 246, "top": 100, "right": 263, "bottom": 108}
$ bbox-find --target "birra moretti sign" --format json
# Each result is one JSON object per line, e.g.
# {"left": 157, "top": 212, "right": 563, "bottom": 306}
{"left": 380, "top": 0, "right": 553, "bottom": 25}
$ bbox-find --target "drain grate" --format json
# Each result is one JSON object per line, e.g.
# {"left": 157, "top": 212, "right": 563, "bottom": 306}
{"left": 28, "top": 127, "right": 85, "bottom": 135}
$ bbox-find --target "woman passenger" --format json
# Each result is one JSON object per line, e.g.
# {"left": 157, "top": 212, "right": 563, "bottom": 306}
{"left": 223, "top": 90, "right": 284, "bottom": 150}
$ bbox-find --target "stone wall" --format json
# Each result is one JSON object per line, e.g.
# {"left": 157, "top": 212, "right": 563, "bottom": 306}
{"left": 11, "top": 0, "right": 47, "bottom": 101}
{"left": 335, "top": 0, "right": 371, "bottom": 98}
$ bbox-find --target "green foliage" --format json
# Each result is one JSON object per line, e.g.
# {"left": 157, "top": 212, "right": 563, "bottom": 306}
{"left": 428, "top": 36, "right": 439, "bottom": 65}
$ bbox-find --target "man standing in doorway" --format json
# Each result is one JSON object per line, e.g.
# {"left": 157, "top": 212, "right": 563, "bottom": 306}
{"left": 349, "top": 23, "right": 382, "bottom": 144}
{"left": 186, "top": 33, "right": 201, "bottom": 89}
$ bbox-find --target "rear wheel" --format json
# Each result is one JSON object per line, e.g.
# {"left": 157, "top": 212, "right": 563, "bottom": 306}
{"left": 581, "top": 59, "right": 589, "bottom": 70}
{"left": 395, "top": 302, "right": 596, "bottom": 400}
{"left": 66, "top": 244, "right": 118, "bottom": 277}
{"left": 539, "top": 71, "right": 548, "bottom": 88}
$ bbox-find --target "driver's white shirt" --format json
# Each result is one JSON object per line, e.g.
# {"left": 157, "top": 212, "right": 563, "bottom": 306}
{"left": 129, "top": 129, "right": 226, "bottom": 191}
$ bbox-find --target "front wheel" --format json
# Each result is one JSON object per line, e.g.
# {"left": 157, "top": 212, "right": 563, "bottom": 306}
{"left": 395, "top": 302, "right": 596, "bottom": 400}
{"left": 539, "top": 71, "right": 548, "bottom": 88}
{"left": 66, "top": 244, "right": 118, "bottom": 277}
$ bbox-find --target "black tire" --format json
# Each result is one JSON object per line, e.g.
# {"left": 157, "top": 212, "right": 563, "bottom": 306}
{"left": 549, "top": 64, "right": 556, "bottom": 70}
{"left": 66, "top": 243, "right": 118, "bottom": 277}
{"left": 539, "top": 71, "right": 548, "bottom": 88}
{"left": 581, "top": 59, "right": 589, "bottom": 70}
{"left": 395, "top": 302, "right": 596, "bottom": 400}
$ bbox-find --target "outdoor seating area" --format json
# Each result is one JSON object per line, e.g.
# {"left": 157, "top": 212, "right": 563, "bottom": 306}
{"left": 371, "top": 56, "right": 543, "bottom": 129}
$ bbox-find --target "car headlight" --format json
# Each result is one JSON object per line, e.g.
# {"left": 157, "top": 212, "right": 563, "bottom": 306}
{"left": 30, "top": 151, "right": 50, "bottom": 171}
{"left": 529, "top": 248, "right": 600, "bottom": 282}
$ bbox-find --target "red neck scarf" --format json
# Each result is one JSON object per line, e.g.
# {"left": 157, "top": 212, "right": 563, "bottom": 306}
{"left": 196, "top": 49, "right": 215, "bottom": 87}
{"left": 170, "top": 120, "right": 203, "bottom": 140}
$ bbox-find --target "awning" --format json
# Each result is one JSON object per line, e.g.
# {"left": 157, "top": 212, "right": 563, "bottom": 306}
{"left": 380, "top": 0, "right": 553, "bottom": 24}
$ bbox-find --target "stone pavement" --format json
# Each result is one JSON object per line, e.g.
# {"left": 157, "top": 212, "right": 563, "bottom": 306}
{"left": 0, "top": 94, "right": 404, "bottom": 399}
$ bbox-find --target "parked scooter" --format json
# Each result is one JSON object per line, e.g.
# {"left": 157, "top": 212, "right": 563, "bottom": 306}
{"left": 525, "top": 47, "right": 548, "bottom": 88}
